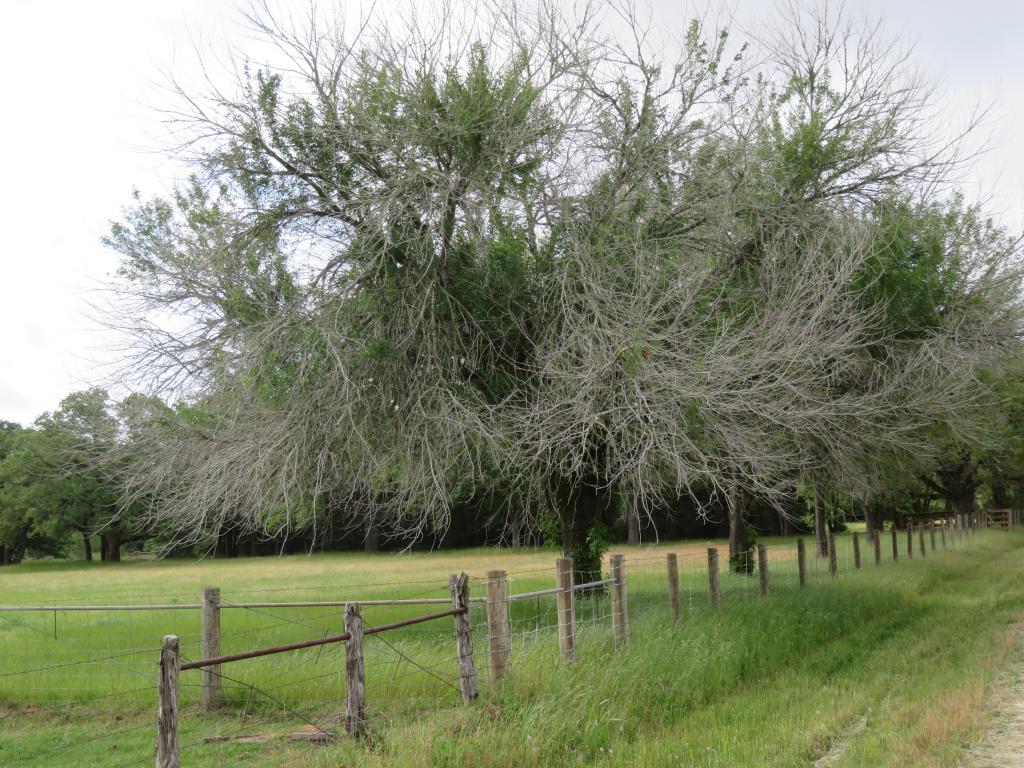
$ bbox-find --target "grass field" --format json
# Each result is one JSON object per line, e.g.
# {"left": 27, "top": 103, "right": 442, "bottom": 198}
{"left": 0, "top": 528, "right": 1021, "bottom": 766}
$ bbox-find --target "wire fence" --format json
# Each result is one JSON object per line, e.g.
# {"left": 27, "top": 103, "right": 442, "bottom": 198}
{"left": 0, "top": 514, "right": 1001, "bottom": 766}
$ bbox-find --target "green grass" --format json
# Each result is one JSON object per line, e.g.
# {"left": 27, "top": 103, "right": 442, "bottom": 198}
{"left": 0, "top": 529, "right": 1019, "bottom": 766}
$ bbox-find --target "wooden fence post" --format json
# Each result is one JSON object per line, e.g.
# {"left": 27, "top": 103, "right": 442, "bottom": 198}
{"left": 666, "top": 553, "right": 680, "bottom": 621}
{"left": 201, "top": 586, "right": 221, "bottom": 710}
{"left": 610, "top": 554, "right": 629, "bottom": 646}
{"left": 929, "top": 522, "right": 936, "bottom": 552}
{"left": 555, "top": 558, "right": 576, "bottom": 663}
{"left": 707, "top": 548, "right": 720, "bottom": 607}
{"left": 485, "top": 570, "right": 510, "bottom": 683}
{"left": 940, "top": 521, "right": 947, "bottom": 550}
{"left": 891, "top": 526, "right": 898, "bottom": 561}
{"left": 918, "top": 525, "right": 926, "bottom": 558}
{"left": 873, "top": 528, "right": 882, "bottom": 566}
{"left": 345, "top": 603, "right": 365, "bottom": 736}
{"left": 852, "top": 532, "right": 861, "bottom": 570}
{"left": 828, "top": 535, "right": 838, "bottom": 577}
{"left": 157, "top": 635, "right": 180, "bottom": 768}
{"left": 796, "top": 538, "right": 807, "bottom": 587}
{"left": 757, "top": 545, "right": 769, "bottom": 595}
{"left": 450, "top": 573, "right": 478, "bottom": 702}
{"left": 907, "top": 525, "right": 914, "bottom": 559}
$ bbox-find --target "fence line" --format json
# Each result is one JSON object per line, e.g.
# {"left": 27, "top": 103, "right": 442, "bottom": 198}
{"left": 0, "top": 512, "right": 1016, "bottom": 766}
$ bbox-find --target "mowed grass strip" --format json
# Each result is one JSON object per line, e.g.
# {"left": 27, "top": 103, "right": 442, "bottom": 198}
{"left": 0, "top": 530, "right": 1019, "bottom": 766}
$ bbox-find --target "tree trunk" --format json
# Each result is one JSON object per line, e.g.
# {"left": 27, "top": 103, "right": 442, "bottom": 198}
{"left": 82, "top": 533, "right": 93, "bottom": 562}
{"left": 364, "top": 519, "right": 379, "bottom": 553}
{"left": 101, "top": 531, "right": 121, "bottom": 562}
{"left": 727, "top": 488, "right": 752, "bottom": 573}
{"left": 864, "top": 502, "right": 876, "bottom": 542}
{"left": 626, "top": 494, "right": 640, "bottom": 546}
{"left": 814, "top": 490, "right": 828, "bottom": 558}
{"left": 214, "top": 525, "right": 239, "bottom": 558}
{"left": 556, "top": 479, "right": 609, "bottom": 584}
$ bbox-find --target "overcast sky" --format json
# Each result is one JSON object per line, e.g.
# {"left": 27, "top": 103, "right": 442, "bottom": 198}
{"left": 1, "top": 0, "right": 1022, "bottom": 426}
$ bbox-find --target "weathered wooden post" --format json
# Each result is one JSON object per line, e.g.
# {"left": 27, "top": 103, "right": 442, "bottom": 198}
{"left": 450, "top": 573, "right": 478, "bottom": 702}
{"left": 929, "top": 522, "right": 936, "bottom": 552}
{"left": 940, "top": 521, "right": 947, "bottom": 550}
{"left": 157, "top": 635, "right": 180, "bottom": 768}
{"left": 345, "top": 603, "right": 365, "bottom": 736}
{"left": 907, "top": 525, "right": 914, "bottom": 559}
{"left": 201, "top": 586, "right": 221, "bottom": 710}
{"left": 891, "top": 526, "right": 898, "bottom": 561}
{"left": 666, "top": 553, "right": 681, "bottom": 621}
{"left": 873, "top": 527, "right": 882, "bottom": 566}
{"left": 918, "top": 524, "right": 926, "bottom": 558}
{"left": 707, "top": 548, "right": 720, "bottom": 607}
{"left": 610, "top": 554, "right": 629, "bottom": 646}
{"left": 757, "top": 545, "right": 769, "bottom": 596}
{"left": 828, "top": 535, "right": 838, "bottom": 577}
{"left": 852, "top": 532, "right": 861, "bottom": 570}
{"left": 555, "top": 558, "right": 576, "bottom": 663}
{"left": 797, "top": 538, "right": 807, "bottom": 587}
{"left": 485, "top": 570, "right": 511, "bottom": 683}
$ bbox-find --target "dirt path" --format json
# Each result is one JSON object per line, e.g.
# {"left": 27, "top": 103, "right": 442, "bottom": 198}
{"left": 966, "top": 634, "right": 1024, "bottom": 768}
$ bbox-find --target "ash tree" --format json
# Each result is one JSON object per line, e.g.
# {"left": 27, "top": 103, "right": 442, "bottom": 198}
{"left": 104, "top": 1, "right": 1022, "bottom": 574}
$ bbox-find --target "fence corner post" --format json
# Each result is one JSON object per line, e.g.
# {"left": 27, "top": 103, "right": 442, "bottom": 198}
{"left": 201, "top": 586, "right": 221, "bottom": 710}
{"left": 666, "top": 553, "right": 680, "bottom": 621}
{"left": 707, "top": 548, "right": 720, "bottom": 607}
{"left": 797, "top": 538, "right": 807, "bottom": 587}
{"left": 610, "top": 554, "right": 629, "bottom": 646}
{"left": 345, "top": 603, "right": 365, "bottom": 736}
{"left": 449, "top": 573, "right": 478, "bottom": 702}
{"left": 757, "top": 544, "right": 769, "bottom": 596}
{"left": 555, "top": 558, "right": 576, "bottom": 663}
{"left": 485, "top": 570, "right": 510, "bottom": 683}
{"left": 157, "top": 635, "right": 180, "bottom": 768}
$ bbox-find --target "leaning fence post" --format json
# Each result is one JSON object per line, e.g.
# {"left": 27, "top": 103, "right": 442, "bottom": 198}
{"left": 828, "top": 535, "right": 838, "bottom": 577}
{"left": 873, "top": 528, "right": 881, "bottom": 566}
{"left": 450, "top": 573, "right": 478, "bottom": 702}
{"left": 918, "top": 524, "right": 927, "bottom": 558}
{"left": 757, "top": 545, "right": 769, "bottom": 596}
{"left": 201, "top": 586, "right": 221, "bottom": 710}
{"left": 610, "top": 554, "right": 629, "bottom": 646}
{"left": 157, "top": 635, "right": 180, "bottom": 768}
{"left": 796, "top": 538, "right": 807, "bottom": 587}
{"left": 852, "top": 532, "right": 861, "bottom": 570}
{"left": 666, "top": 553, "right": 681, "bottom": 621}
{"left": 485, "top": 570, "right": 511, "bottom": 683}
{"left": 929, "top": 522, "right": 936, "bottom": 552}
{"left": 345, "top": 603, "right": 365, "bottom": 736}
{"left": 555, "top": 558, "right": 576, "bottom": 663}
{"left": 707, "top": 548, "right": 720, "bottom": 607}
